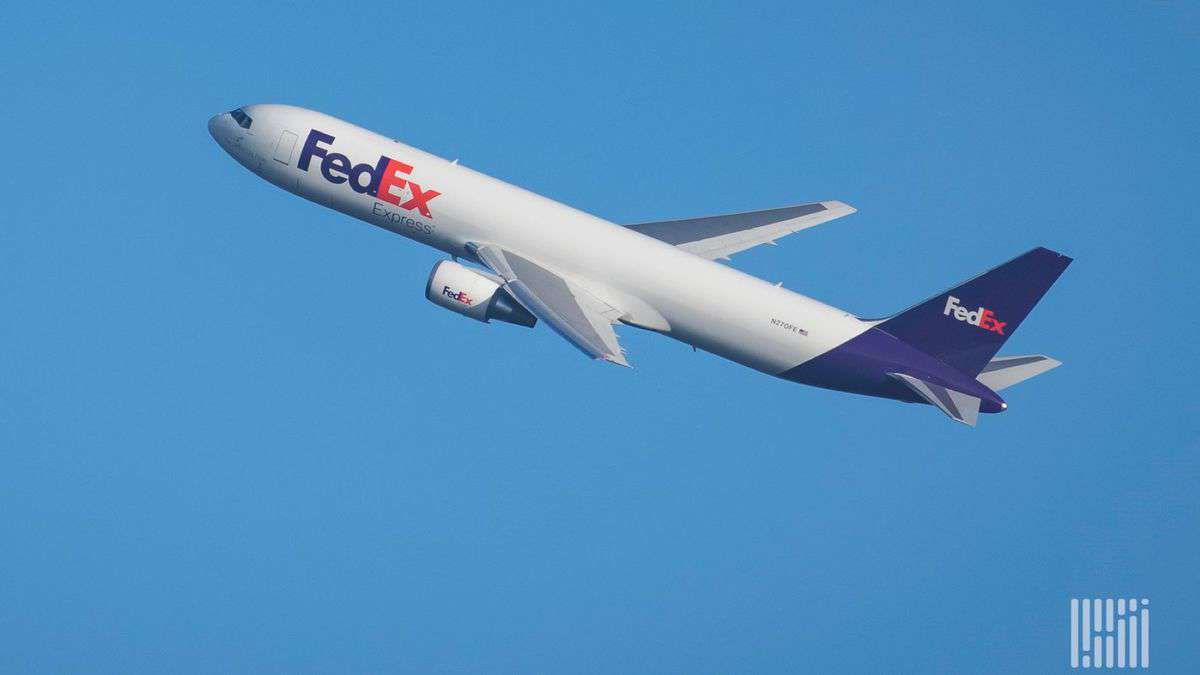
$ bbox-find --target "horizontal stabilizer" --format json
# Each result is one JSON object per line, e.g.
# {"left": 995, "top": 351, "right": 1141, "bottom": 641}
{"left": 889, "top": 373, "right": 981, "bottom": 426}
{"left": 976, "top": 354, "right": 1061, "bottom": 391}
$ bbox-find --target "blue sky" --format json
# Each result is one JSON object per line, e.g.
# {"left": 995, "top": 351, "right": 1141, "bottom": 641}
{"left": 2, "top": 1, "right": 1197, "bottom": 672}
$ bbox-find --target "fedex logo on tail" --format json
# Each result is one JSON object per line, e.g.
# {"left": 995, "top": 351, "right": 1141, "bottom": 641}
{"left": 297, "top": 129, "right": 441, "bottom": 217}
{"left": 943, "top": 296, "right": 1006, "bottom": 334}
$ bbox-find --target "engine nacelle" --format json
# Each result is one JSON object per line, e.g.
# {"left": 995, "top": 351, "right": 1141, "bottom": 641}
{"left": 425, "top": 260, "right": 537, "bottom": 327}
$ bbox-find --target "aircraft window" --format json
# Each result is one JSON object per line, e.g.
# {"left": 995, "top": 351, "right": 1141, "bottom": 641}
{"left": 229, "top": 108, "right": 253, "bottom": 129}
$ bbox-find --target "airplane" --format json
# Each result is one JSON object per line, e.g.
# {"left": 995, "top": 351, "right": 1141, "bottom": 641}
{"left": 208, "top": 104, "right": 1072, "bottom": 426}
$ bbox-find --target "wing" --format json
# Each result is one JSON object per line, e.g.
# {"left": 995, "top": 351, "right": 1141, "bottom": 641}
{"left": 470, "top": 243, "right": 629, "bottom": 366}
{"left": 888, "top": 372, "right": 981, "bottom": 427}
{"left": 625, "top": 200, "right": 855, "bottom": 260}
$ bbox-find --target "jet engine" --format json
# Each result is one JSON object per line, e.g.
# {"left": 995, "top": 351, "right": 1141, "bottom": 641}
{"left": 425, "top": 260, "right": 537, "bottom": 327}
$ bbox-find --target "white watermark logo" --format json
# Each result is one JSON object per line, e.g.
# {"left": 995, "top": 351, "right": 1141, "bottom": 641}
{"left": 1071, "top": 598, "right": 1149, "bottom": 668}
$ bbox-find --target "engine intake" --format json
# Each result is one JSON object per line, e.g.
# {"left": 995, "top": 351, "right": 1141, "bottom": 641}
{"left": 425, "top": 260, "right": 537, "bottom": 327}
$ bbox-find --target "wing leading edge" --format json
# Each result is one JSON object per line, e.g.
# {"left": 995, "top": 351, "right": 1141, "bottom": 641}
{"left": 470, "top": 243, "right": 629, "bottom": 366}
{"left": 625, "top": 200, "right": 855, "bottom": 260}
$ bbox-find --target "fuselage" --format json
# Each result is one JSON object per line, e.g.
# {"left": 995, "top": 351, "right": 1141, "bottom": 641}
{"left": 208, "top": 104, "right": 874, "bottom": 380}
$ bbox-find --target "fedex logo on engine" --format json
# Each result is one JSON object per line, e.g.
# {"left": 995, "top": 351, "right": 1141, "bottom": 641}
{"left": 943, "top": 296, "right": 1006, "bottom": 334}
{"left": 297, "top": 129, "right": 441, "bottom": 217}
{"left": 442, "top": 286, "right": 473, "bottom": 306}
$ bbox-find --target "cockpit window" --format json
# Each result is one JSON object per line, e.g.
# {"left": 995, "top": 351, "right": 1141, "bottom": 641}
{"left": 229, "top": 108, "right": 253, "bottom": 129}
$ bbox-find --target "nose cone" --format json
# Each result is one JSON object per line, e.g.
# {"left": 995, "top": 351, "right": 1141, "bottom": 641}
{"left": 207, "top": 112, "right": 233, "bottom": 153}
{"left": 208, "top": 109, "right": 263, "bottom": 171}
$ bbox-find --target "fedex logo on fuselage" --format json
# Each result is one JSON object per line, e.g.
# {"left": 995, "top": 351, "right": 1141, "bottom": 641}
{"left": 943, "top": 296, "right": 1006, "bottom": 334}
{"left": 297, "top": 129, "right": 441, "bottom": 217}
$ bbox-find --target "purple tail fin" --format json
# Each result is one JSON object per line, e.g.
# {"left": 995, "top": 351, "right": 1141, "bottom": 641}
{"left": 876, "top": 247, "right": 1072, "bottom": 376}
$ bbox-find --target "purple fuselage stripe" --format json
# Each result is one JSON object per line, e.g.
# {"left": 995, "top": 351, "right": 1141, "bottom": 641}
{"left": 779, "top": 327, "right": 1006, "bottom": 413}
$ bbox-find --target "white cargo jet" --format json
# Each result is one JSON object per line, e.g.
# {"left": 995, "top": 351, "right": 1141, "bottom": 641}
{"left": 209, "top": 105, "right": 1071, "bottom": 425}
